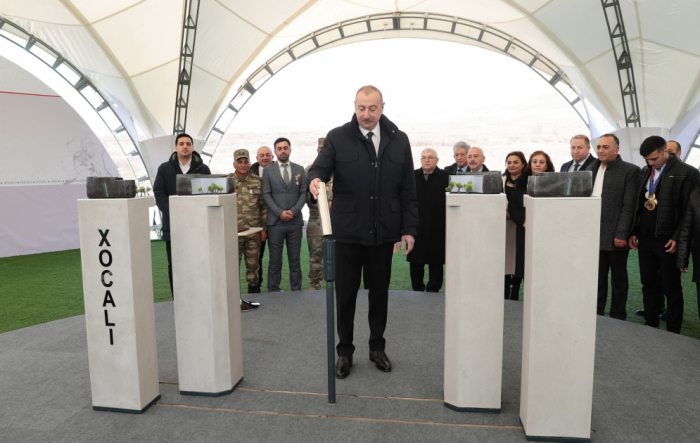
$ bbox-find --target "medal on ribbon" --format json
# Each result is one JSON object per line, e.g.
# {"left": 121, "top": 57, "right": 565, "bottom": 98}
{"left": 644, "top": 165, "right": 665, "bottom": 211}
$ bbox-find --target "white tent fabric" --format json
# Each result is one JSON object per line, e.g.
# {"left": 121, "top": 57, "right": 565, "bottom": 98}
{"left": 1, "top": 0, "right": 699, "bottom": 141}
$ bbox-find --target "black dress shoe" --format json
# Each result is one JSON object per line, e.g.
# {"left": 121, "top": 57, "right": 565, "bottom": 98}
{"left": 369, "top": 351, "right": 392, "bottom": 372}
{"left": 636, "top": 309, "right": 645, "bottom": 316}
{"left": 660, "top": 309, "right": 668, "bottom": 321}
{"left": 240, "top": 299, "right": 260, "bottom": 312}
{"left": 335, "top": 356, "right": 352, "bottom": 379}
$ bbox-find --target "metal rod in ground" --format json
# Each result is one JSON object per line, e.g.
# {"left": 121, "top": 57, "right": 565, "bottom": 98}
{"left": 323, "top": 237, "right": 336, "bottom": 404}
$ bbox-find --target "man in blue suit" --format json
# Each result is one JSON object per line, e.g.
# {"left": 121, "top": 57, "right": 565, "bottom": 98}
{"left": 262, "top": 137, "right": 307, "bottom": 292}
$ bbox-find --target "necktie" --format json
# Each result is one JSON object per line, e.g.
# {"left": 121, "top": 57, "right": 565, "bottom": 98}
{"left": 366, "top": 131, "right": 374, "bottom": 142}
{"left": 424, "top": 172, "right": 429, "bottom": 181}
{"left": 282, "top": 164, "right": 289, "bottom": 185}
{"left": 574, "top": 163, "right": 581, "bottom": 171}
{"left": 459, "top": 168, "right": 465, "bottom": 174}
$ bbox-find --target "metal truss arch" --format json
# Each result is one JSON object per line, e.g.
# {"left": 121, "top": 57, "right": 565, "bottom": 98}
{"left": 0, "top": 17, "right": 151, "bottom": 184}
{"left": 202, "top": 11, "right": 591, "bottom": 164}
{"left": 173, "top": 0, "right": 201, "bottom": 135}
{"left": 601, "top": 0, "right": 641, "bottom": 127}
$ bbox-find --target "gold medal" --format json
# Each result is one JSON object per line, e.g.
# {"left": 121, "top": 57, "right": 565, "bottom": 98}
{"left": 644, "top": 199, "right": 656, "bottom": 210}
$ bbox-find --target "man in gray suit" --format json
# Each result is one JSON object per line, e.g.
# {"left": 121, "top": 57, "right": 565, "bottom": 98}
{"left": 262, "top": 137, "right": 307, "bottom": 292}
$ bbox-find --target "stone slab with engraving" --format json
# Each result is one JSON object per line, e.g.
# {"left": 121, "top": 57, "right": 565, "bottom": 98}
{"left": 176, "top": 174, "right": 235, "bottom": 195}
{"left": 527, "top": 171, "right": 592, "bottom": 197}
{"left": 86, "top": 177, "right": 136, "bottom": 199}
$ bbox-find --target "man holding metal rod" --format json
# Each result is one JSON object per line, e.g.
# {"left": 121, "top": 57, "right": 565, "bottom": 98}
{"left": 308, "top": 85, "right": 419, "bottom": 379}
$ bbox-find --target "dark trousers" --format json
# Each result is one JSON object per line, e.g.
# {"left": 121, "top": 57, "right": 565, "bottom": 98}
{"left": 409, "top": 262, "right": 444, "bottom": 292}
{"left": 257, "top": 240, "right": 266, "bottom": 288}
{"left": 267, "top": 224, "right": 303, "bottom": 292}
{"left": 165, "top": 240, "right": 174, "bottom": 298}
{"left": 335, "top": 242, "right": 394, "bottom": 358}
{"left": 638, "top": 237, "right": 683, "bottom": 333}
{"left": 504, "top": 275, "right": 522, "bottom": 301}
{"left": 696, "top": 282, "right": 700, "bottom": 321}
{"left": 597, "top": 250, "right": 630, "bottom": 320}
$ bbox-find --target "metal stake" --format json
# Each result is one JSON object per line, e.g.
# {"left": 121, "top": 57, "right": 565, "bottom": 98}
{"left": 323, "top": 237, "right": 336, "bottom": 404}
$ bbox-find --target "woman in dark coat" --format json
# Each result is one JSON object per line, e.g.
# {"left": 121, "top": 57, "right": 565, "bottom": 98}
{"left": 504, "top": 151, "right": 527, "bottom": 300}
{"left": 407, "top": 149, "right": 450, "bottom": 292}
{"left": 504, "top": 150, "right": 555, "bottom": 300}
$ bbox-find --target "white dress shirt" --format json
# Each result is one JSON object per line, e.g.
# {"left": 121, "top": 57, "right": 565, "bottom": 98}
{"left": 591, "top": 163, "right": 605, "bottom": 197}
{"left": 278, "top": 161, "right": 291, "bottom": 182}
{"left": 359, "top": 124, "right": 380, "bottom": 155}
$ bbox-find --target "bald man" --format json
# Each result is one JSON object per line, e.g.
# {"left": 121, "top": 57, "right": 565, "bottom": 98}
{"left": 466, "top": 147, "right": 488, "bottom": 172}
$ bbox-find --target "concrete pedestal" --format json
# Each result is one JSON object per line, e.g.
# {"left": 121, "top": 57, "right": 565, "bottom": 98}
{"left": 77, "top": 197, "right": 160, "bottom": 413}
{"left": 520, "top": 196, "right": 600, "bottom": 442}
{"left": 170, "top": 194, "right": 243, "bottom": 396}
{"left": 444, "top": 193, "right": 506, "bottom": 412}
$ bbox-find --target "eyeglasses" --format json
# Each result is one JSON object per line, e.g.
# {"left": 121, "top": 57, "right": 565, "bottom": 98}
{"left": 420, "top": 156, "right": 437, "bottom": 160}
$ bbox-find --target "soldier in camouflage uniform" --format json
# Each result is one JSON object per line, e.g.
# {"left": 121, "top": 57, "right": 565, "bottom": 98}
{"left": 305, "top": 137, "right": 333, "bottom": 290}
{"left": 229, "top": 149, "right": 267, "bottom": 311}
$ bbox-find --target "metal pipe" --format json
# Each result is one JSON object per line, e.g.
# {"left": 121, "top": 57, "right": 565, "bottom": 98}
{"left": 323, "top": 237, "right": 336, "bottom": 404}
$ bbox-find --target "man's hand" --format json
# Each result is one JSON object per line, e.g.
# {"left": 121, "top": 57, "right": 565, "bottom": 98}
{"left": 260, "top": 230, "right": 267, "bottom": 242}
{"left": 279, "top": 210, "right": 294, "bottom": 222}
{"left": 665, "top": 239, "right": 677, "bottom": 253}
{"left": 614, "top": 238, "right": 627, "bottom": 248}
{"left": 629, "top": 235, "right": 638, "bottom": 250}
{"left": 309, "top": 178, "right": 321, "bottom": 198}
{"left": 401, "top": 235, "right": 415, "bottom": 256}
{"left": 506, "top": 211, "right": 511, "bottom": 220}
{"left": 681, "top": 267, "right": 688, "bottom": 273}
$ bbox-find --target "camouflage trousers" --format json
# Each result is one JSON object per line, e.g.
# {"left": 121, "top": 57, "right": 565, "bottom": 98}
{"left": 238, "top": 233, "right": 261, "bottom": 286}
{"left": 307, "top": 217, "right": 324, "bottom": 290}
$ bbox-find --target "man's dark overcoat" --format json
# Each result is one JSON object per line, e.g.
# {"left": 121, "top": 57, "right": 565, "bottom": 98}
{"left": 407, "top": 167, "right": 449, "bottom": 264}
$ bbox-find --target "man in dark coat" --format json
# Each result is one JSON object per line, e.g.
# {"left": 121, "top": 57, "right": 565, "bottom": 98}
{"left": 249, "top": 145, "right": 274, "bottom": 292}
{"left": 465, "top": 146, "right": 489, "bottom": 172}
{"left": 676, "top": 182, "right": 700, "bottom": 322}
{"left": 308, "top": 85, "right": 419, "bottom": 379}
{"left": 561, "top": 134, "right": 595, "bottom": 172}
{"left": 407, "top": 148, "right": 448, "bottom": 292}
{"left": 444, "top": 141, "right": 470, "bottom": 175}
{"left": 153, "top": 133, "right": 211, "bottom": 296}
{"left": 629, "top": 135, "right": 699, "bottom": 333}
{"left": 586, "top": 134, "right": 640, "bottom": 320}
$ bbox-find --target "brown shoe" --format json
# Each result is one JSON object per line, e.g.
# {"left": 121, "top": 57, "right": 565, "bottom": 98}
{"left": 240, "top": 299, "right": 260, "bottom": 312}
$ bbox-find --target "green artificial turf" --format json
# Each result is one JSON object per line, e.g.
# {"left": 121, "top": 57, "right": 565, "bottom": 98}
{"left": 1, "top": 243, "right": 699, "bottom": 340}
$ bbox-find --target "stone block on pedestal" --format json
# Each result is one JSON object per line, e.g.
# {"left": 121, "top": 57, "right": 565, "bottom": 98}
{"left": 527, "top": 171, "right": 592, "bottom": 197}
{"left": 170, "top": 193, "right": 243, "bottom": 396}
{"left": 77, "top": 197, "right": 160, "bottom": 413}
{"left": 444, "top": 193, "right": 506, "bottom": 412}
{"left": 520, "top": 196, "right": 600, "bottom": 442}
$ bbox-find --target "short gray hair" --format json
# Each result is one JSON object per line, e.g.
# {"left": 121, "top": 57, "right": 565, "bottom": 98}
{"left": 453, "top": 141, "right": 470, "bottom": 154}
{"left": 421, "top": 148, "right": 437, "bottom": 158}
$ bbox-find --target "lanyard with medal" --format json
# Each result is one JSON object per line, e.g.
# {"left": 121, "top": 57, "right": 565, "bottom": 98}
{"left": 645, "top": 164, "right": 665, "bottom": 210}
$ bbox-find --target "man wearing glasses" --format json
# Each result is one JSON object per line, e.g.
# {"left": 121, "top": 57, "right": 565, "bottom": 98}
{"left": 407, "top": 148, "right": 449, "bottom": 292}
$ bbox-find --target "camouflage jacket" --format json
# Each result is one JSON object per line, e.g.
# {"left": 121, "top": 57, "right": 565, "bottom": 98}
{"left": 305, "top": 165, "right": 333, "bottom": 219}
{"left": 229, "top": 172, "right": 267, "bottom": 230}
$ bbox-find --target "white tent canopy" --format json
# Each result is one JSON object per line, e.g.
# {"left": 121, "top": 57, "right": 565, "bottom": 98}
{"left": 1, "top": 0, "right": 699, "bottom": 151}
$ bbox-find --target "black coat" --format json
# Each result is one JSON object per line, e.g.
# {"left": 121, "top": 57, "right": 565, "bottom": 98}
{"left": 153, "top": 151, "right": 211, "bottom": 241}
{"left": 677, "top": 184, "right": 700, "bottom": 279}
{"left": 587, "top": 155, "right": 640, "bottom": 251}
{"left": 444, "top": 163, "right": 489, "bottom": 175}
{"left": 505, "top": 171, "right": 528, "bottom": 278}
{"left": 407, "top": 167, "right": 449, "bottom": 264}
{"left": 307, "top": 114, "right": 419, "bottom": 246}
{"left": 631, "top": 155, "right": 699, "bottom": 241}
{"left": 560, "top": 154, "right": 595, "bottom": 172}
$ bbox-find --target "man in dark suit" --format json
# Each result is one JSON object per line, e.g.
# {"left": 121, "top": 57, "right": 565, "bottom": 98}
{"left": 629, "top": 136, "right": 699, "bottom": 333}
{"left": 308, "top": 85, "right": 419, "bottom": 379}
{"left": 560, "top": 134, "right": 595, "bottom": 172}
{"left": 444, "top": 141, "right": 470, "bottom": 175}
{"left": 587, "top": 134, "right": 640, "bottom": 320}
{"left": 153, "top": 133, "right": 211, "bottom": 297}
{"left": 262, "top": 138, "right": 307, "bottom": 292}
{"left": 466, "top": 146, "right": 489, "bottom": 172}
{"left": 408, "top": 148, "right": 449, "bottom": 292}
{"left": 249, "top": 145, "right": 274, "bottom": 292}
